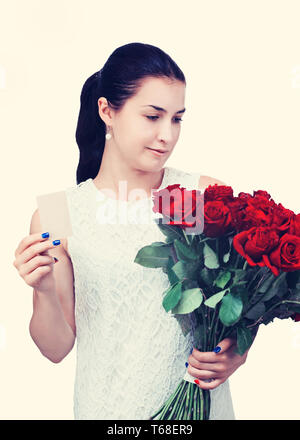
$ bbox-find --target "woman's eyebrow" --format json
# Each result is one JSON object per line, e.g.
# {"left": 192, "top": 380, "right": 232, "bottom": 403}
{"left": 142, "top": 105, "right": 186, "bottom": 114}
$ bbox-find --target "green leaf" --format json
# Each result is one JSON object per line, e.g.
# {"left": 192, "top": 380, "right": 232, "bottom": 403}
{"left": 236, "top": 326, "right": 253, "bottom": 355}
{"left": 204, "top": 289, "right": 228, "bottom": 308}
{"left": 262, "top": 271, "right": 288, "bottom": 301}
{"left": 199, "top": 267, "right": 215, "bottom": 287}
{"left": 162, "top": 281, "right": 183, "bottom": 312}
{"left": 257, "top": 273, "right": 275, "bottom": 294}
{"left": 286, "top": 270, "right": 300, "bottom": 289}
{"left": 203, "top": 242, "right": 219, "bottom": 269}
{"left": 172, "top": 288, "right": 203, "bottom": 314}
{"left": 288, "top": 305, "right": 300, "bottom": 314}
{"left": 134, "top": 243, "right": 172, "bottom": 268}
{"left": 245, "top": 302, "right": 265, "bottom": 320}
{"left": 223, "top": 237, "right": 233, "bottom": 263}
{"left": 151, "top": 241, "right": 169, "bottom": 247}
{"left": 174, "top": 239, "right": 198, "bottom": 262}
{"left": 165, "top": 236, "right": 174, "bottom": 244}
{"left": 166, "top": 257, "right": 179, "bottom": 285}
{"left": 219, "top": 292, "right": 243, "bottom": 326}
{"left": 230, "top": 282, "right": 248, "bottom": 296}
{"left": 154, "top": 220, "right": 184, "bottom": 240}
{"left": 223, "top": 250, "right": 231, "bottom": 263}
{"left": 231, "top": 269, "right": 248, "bottom": 284}
{"left": 172, "top": 260, "right": 199, "bottom": 281}
{"left": 213, "top": 270, "right": 232, "bottom": 289}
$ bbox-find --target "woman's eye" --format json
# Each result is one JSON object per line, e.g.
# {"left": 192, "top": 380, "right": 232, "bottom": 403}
{"left": 146, "top": 116, "right": 183, "bottom": 123}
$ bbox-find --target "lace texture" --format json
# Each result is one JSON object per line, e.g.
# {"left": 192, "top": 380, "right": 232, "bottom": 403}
{"left": 65, "top": 166, "right": 236, "bottom": 420}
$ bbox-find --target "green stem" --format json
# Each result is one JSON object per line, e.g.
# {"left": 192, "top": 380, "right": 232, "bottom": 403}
{"left": 204, "top": 390, "right": 211, "bottom": 419}
{"left": 263, "top": 299, "right": 300, "bottom": 316}
{"left": 182, "top": 382, "right": 191, "bottom": 419}
{"left": 199, "top": 386, "right": 204, "bottom": 419}
{"left": 149, "top": 381, "right": 182, "bottom": 419}
{"left": 216, "top": 238, "right": 220, "bottom": 264}
{"left": 182, "top": 229, "right": 190, "bottom": 246}
{"left": 175, "top": 383, "right": 188, "bottom": 418}
{"left": 167, "top": 381, "right": 187, "bottom": 419}
{"left": 200, "top": 307, "right": 207, "bottom": 349}
{"left": 234, "top": 253, "right": 241, "bottom": 268}
{"left": 193, "top": 390, "right": 197, "bottom": 420}
{"left": 217, "top": 324, "right": 226, "bottom": 345}
{"left": 187, "top": 383, "right": 194, "bottom": 419}
{"left": 207, "top": 306, "right": 218, "bottom": 351}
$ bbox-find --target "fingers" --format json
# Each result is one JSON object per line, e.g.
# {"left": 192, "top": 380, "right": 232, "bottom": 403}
{"left": 14, "top": 232, "right": 50, "bottom": 258}
{"left": 187, "top": 364, "right": 223, "bottom": 381}
{"left": 188, "top": 356, "right": 225, "bottom": 374}
{"left": 194, "top": 377, "right": 224, "bottom": 390}
{"left": 18, "top": 254, "right": 56, "bottom": 278}
{"left": 191, "top": 337, "right": 236, "bottom": 362}
{"left": 191, "top": 348, "right": 225, "bottom": 363}
{"left": 13, "top": 233, "right": 61, "bottom": 268}
{"left": 214, "top": 337, "right": 236, "bottom": 353}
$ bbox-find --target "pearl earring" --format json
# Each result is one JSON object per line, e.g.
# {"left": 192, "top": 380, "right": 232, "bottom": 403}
{"left": 105, "top": 129, "right": 112, "bottom": 140}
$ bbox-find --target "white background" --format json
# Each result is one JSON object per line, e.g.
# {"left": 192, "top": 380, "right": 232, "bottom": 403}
{"left": 1, "top": 0, "right": 300, "bottom": 419}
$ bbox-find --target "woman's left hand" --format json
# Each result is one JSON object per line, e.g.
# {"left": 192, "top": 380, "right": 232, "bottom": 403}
{"left": 187, "top": 337, "right": 249, "bottom": 390}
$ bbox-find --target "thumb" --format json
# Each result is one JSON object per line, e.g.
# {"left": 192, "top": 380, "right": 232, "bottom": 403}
{"left": 213, "top": 337, "right": 236, "bottom": 353}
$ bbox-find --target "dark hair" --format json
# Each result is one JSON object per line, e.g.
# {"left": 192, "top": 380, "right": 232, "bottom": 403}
{"left": 75, "top": 42, "right": 186, "bottom": 185}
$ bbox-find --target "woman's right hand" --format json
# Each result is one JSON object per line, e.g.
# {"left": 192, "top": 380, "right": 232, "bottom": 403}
{"left": 13, "top": 232, "right": 62, "bottom": 294}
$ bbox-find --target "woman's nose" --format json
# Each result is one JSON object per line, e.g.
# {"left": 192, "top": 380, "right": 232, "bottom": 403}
{"left": 157, "top": 124, "right": 173, "bottom": 144}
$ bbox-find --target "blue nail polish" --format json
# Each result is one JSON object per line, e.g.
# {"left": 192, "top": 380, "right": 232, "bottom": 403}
{"left": 190, "top": 347, "right": 193, "bottom": 354}
{"left": 185, "top": 362, "right": 188, "bottom": 368}
{"left": 52, "top": 240, "right": 61, "bottom": 246}
{"left": 41, "top": 232, "right": 49, "bottom": 238}
{"left": 213, "top": 346, "right": 221, "bottom": 353}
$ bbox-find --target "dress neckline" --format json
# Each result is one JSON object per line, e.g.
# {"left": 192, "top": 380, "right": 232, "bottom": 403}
{"left": 87, "top": 166, "right": 169, "bottom": 204}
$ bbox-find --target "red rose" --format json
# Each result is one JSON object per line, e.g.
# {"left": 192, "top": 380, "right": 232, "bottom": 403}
{"left": 292, "top": 313, "right": 300, "bottom": 322}
{"left": 204, "top": 184, "right": 234, "bottom": 203}
{"left": 203, "top": 200, "right": 233, "bottom": 237}
{"left": 152, "top": 184, "right": 204, "bottom": 231}
{"left": 226, "top": 198, "right": 248, "bottom": 232}
{"left": 237, "top": 191, "right": 253, "bottom": 202}
{"left": 288, "top": 213, "right": 300, "bottom": 237}
{"left": 253, "top": 189, "right": 274, "bottom": 200}
{"left": 230, "top": 192, "right": 275, "bottom": 233}
{"left": 271, "top": 203, "right": 295, "bottom": 235}
{"left": 264, "top": 233, "right": 300, "bottom": 274}
{"left": 233, "top": 226, "right": 280, "bottom": 275}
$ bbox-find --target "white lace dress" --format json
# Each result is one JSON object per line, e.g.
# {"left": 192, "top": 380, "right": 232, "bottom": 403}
{"left": 65, "top": 165, "right": 236, "bottom": 420}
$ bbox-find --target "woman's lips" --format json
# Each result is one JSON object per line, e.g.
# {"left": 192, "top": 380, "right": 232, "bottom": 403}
{"left": 146, "top": 147, "right": 167, "bottom": 156}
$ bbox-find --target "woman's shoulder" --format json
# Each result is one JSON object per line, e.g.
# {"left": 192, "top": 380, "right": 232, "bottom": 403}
{"left": 198, "top": 175, "right": 227, "bottom": 189}
{"left": 166, "top": 166, "right": 226, "bottom": 190}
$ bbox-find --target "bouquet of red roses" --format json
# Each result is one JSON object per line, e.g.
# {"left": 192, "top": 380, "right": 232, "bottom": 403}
{"left": 134, "top": 182, "right": 300, "bottom": 420}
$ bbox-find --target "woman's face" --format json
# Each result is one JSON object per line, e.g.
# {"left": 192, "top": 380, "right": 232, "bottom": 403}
{"left": 106, "top": 76, "right": 186, "bottom": 171}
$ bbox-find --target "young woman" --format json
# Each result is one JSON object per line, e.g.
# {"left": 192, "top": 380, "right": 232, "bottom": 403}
{"left": 13, "top": 42, "right": 254, "bottom": 420}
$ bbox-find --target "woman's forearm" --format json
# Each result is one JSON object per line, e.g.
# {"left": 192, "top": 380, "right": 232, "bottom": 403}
{"left": 29, "top": 287, "right": 75, "bottom": 363}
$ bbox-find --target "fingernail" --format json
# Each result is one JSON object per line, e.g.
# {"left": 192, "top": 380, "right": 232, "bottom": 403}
{"left": 41, "top": 232, "right": 49, "bottom": 238}
{"left": 53, "top": 257, "right": 59, "bottom": 263}
{"left": 52, "top": 240, "right": 61, "bottom": 246}
{"left": 194, "top": 379, "right": 200, "bottom": 385}
{"left": 213, "top": 346, "right": 221, "bottom": 353}
{"left": 185, "top": 362, "right": 188, "bottom": 368}
{"left": 190, "top": 347, "right": 193, "bottom": 354}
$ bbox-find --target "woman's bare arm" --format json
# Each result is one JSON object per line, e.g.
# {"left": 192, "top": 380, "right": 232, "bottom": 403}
{"left": 28, "top": 209, "right": 76, "bottom": 363}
